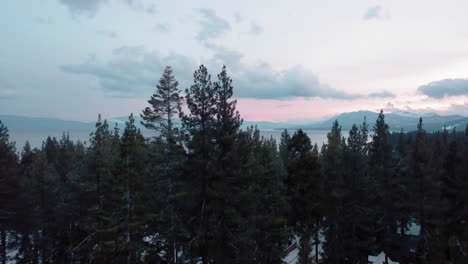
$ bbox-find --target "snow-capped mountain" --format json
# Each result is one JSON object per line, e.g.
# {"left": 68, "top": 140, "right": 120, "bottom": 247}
{"left": 304, "top": 110, "right": 468, "bottom": 131}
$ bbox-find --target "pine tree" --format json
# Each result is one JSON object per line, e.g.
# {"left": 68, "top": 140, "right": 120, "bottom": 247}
{"left": 0, "top": 121, "right": 19, "bottom": 264}
{"left": 256, "top": 137, "right": 288, "bottom": 264}
{"left": 286, "top": 129, "right": 321, "bottom": 264}
{"left": 116, "top": 113, "right": 148, "bottom": 264}
{"left": 86, "top": 114, "right": 148, "bottom": 264}
{"left": 297, "top": 227, "right": 312, "bottom": 264}
{"left": 408, "top": 118, "right": 432, "bottom": 255}
{"left": 341, "top": 119, "right": 374, "bottom": 263}
{"left": 89, "top": 114, "right": 115, "bottom": 207}
{"left": 322, "top": 120, "right": 347, "bottom": 263}
{"left": 141, "top": 66, "right": 184, "bottom": 263}
{"left": 210, "top": 65, "right": 243, "bottom": 263}
{"left": 279, "top": 129, "right": 291, "bottom": 177}
{"left": 12, "top": 142, "right": 36, "bottom": 264}
{"left": 180, "top": 65, "right": 218, "bottom": 263}
{"left": 234, "top": 128, "right": 288, "bottom": 264}
{"left": 141, "top": 65, "right": 183, "bottom": 141}
{"left": 393, "top": 129, "right": 412, "bottom": 238}
{"left": 440, "top": 131, "right": 468, "bottom": 263}
{"left": 80, "top": 115, "right": 120, "bottom": 263}
{"left": 30, "top": 143, "right": 60, "bottom": 264}
{"left": 368, "top": 110, "right": 398, "bottom": 262}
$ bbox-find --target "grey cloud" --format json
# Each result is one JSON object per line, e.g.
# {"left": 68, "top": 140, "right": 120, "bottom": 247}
{"left": 383, "top": 102, "right": 468, "bottom": 117}
{"left": 445, "top": 103, "right": 468, "bottom": 116}
{"left": 61, "top": 46, "right": 196, "bottom": 97}
{"left": 232, "top": 64, "right": 359, "bottom": 99}
{"left": 249, "top": 22, "right": 263, "bottom": 35}
{"left": 196, "top": 8, "right": 231, "bottom": 42}
{"left": 0, "top": 77, "right": 18, "bottom": 100}
{"left": 0, "top": 89, "right": 16, "bottom": 100}
{"left": 368, "top": 91, "right": 395, "bottom": 98}
{"left": 59, "top": 0, "right": 107, "bottom": 18}
{"left": 204, "top": 45, "right": 360, "bottom": 99}
{"left": 0, "top": 86, "right": 17, "bottom": 100}
{"left": 62, "top": 45, "right": 360, "bottom": 100}
{"left": 34, "top": 17, "right": 54, "bottom": 24}
{"left": 204, "top": 43, "right": 243, "bottom": 71}
{"left": 418, "top": 78, "right": 468, "bottom": 98}
{"left": 96, "top": 30, "right": 118, "bottom": 39}
{"left": 123, "top": 0, "right": 156, "bottom": 15}
{"left": 145, "top": 4, "right": 156, "bottom": 15}
{"left": 59, "top": 0, "right": 155, "bottom": 17}
{"left": 362, "top": 6, "right": 382, "bottom": 20}
{"left": 234, "top": 12, "right": 244, "bottom": 23}
{"left": 384, "top": 102, "right": 399, "bottom": 112}
{"left": 154, "top": 24, "right": 169, "bottom": 33}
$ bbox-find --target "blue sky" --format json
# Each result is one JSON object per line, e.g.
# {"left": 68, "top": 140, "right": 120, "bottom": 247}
{"left": 1, "top": 0, "right": 468, "bottom": 122}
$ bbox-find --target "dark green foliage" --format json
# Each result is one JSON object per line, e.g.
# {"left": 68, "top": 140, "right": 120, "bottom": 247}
{"left": 141, "top": 66, "right": 183, "bottom": 141}
{"left": 2, "top": 65, "right": 468, "bottom": 264}
{"left": 179, "top": 65, "right": 218, "bottom": 263}
{"left": 208, "top": 65, "right": 243, "bottom": 263}
{"left": 0, "top": 121, "right": 19, "bottom": 264}
{"left": 368, "top": 111, "right": 399, "bottom": 256}
{"left": 322, "top": 120, "right": 347, "bottom": 263}
{"left": 141, "top": 66, "right": 185, "bottom": 263}
{"left": 409, "top": 119, "right": 432, "bottom": 253}
{"left": 341, "top": 120, "right": 373, "bottom": 263}
{"left": 286, "top": 129, "right": 321, "bottom": 263}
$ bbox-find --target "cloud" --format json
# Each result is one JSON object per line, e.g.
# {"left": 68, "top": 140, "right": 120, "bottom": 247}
{"left": 96, "top": 30, "right": 118, "bottom": 39}
{"left": 154, "top": 24, "right": 169, "bottom": 33}
{"left": 232, "top": 64, "right": 359, "bottom": 99}
{"left": 61, "top": 46, "right": 196, "bottom": 97}
{"left": 122, "top": 0, "right": 156, "bottom": 15}
{"left": 362, "top": 5, "right": 382, "bottom": 20}
{"left": 59, "top": 0, "right": 155, "bottom": 17}
{"left": 61, "top": 45, "right": 361, "bottom": 100}
{"left": 249, "top": 22, "right": 263, "bottom": 35}
{"left": 0, "top": 89, "right": 16, "bottom": 100}
{"left": 59, "top": 0, "right": 107, "bottom": 18}
{"left": 204, "top": 43, "right": 244, "bottom": 71}
{"left": 445, "top": 103, "right": 468, "bottom": 116}
{"left": 196, "top": 8, "right": 231, "bottom": 42}
{"left": 234, "top": 12, "right": 244, "bottom": 23}
{"left": 418, "top": 78, "right": 468, "bottom": 98}
{"left": 383, "top": 101, "right": 468, "bottom": 117}
{"left": 204, "top": 45, "right": 363, "bottom": 100}
{"left": 34, "top": 17, "right": 54, "bottom": 24}
{"left": 145, "top": 4, "right": 156, "bottom": 15}
{"left": 368, "top": 91, "right": 395, "bottom": 98}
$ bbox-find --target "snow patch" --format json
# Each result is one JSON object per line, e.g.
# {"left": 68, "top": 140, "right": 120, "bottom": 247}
{"left": 368, "top": 251, "right": 399, "bottom": 264}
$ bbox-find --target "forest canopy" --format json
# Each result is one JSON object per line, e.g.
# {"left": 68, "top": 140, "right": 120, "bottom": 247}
{"left": 0, "top": 65, "right": 467, "bottom": 264}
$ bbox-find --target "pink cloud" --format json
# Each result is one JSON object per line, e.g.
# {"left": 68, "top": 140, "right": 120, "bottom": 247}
{"left": 235, "top": 95, "right": 468, "bottom": 122}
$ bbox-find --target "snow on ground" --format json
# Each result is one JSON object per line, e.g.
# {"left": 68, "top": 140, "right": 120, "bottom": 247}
{"left": 283, "top": 231, "right": 325, "bottom": 264}
{"left": 284, "top": 248, "right": 299, "bottom": 264}
{"left": 368, "top": 251, "right": 399, "bottom": 264}
{"left": 397, "top": 220, "right": 421, "bottom": 236}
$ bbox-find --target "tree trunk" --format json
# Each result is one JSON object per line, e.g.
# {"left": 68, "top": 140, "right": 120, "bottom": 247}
{"left": 1, "top": 229, "right": 6, "bottom": 264}
{"left": 315, "top": 222, "right": 319, "bottom": 264}
{"left": 42, "top": 229, "right": 47, "bottom": 264}
{"left": 126, "top": 180, "right": 132, "bottom": 264}
{"left": 33, "top": 231, "right": 39, "bottom": 264}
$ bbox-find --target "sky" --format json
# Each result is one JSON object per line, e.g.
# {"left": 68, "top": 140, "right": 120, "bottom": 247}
{"left": 1, "top": 0, "right": 468, "bottom": 123}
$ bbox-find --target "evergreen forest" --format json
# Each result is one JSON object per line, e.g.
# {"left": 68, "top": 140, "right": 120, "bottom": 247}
{"left": 0, "top": 65, "right": 467, "bottom": 264}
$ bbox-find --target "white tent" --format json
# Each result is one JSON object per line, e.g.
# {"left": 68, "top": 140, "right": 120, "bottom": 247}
{"left": 368, "top": 251, "right": 399, "bottom": 264}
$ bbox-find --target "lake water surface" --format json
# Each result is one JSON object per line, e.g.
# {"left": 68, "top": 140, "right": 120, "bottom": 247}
{"left": 9, "top": 129, "right": 330, "bottom": 150}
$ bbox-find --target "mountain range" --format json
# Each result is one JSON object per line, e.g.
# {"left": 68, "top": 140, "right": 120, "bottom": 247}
{"left": 305, "top": 110, "right": 468, "bottom": 131}
{"left": 1, "top": 110, "right": 467, "bottom": 135}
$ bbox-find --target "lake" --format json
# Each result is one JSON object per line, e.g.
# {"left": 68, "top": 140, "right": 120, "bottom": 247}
{"left": 9, "top": 129, "right": 330, "bottom": 150}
